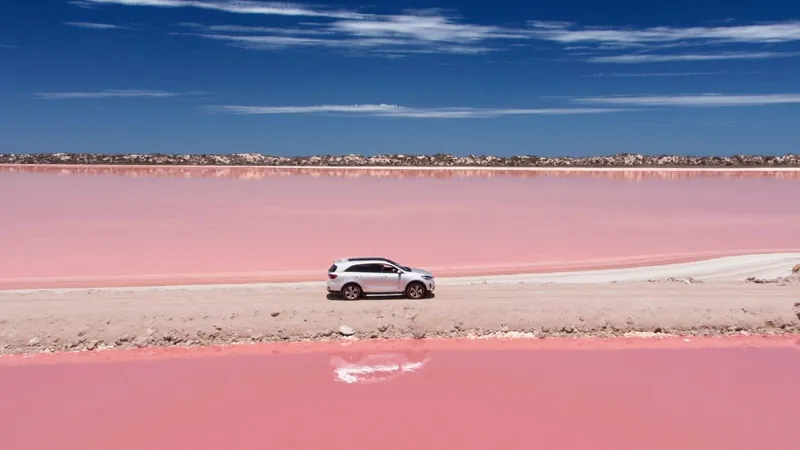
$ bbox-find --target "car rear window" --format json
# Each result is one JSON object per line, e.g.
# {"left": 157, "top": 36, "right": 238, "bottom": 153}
{"left": 328, "top": 264, "right": 338, "bottom": 272}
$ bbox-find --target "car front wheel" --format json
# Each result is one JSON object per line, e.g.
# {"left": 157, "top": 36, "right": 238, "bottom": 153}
{"left": 405, "top": 281, "right": 427, "bottom": 300}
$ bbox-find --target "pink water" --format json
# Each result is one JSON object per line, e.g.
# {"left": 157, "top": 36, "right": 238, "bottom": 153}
{"left": 2, "top": 165, "right": 800, "bottom": 289}
{"left": 1, "top": 336, "right": 798, "bottom": 450}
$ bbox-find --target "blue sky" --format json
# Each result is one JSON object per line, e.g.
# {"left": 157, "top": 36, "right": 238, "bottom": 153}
{"left": 2, "top": 0, "right": 800, "bottom": 156}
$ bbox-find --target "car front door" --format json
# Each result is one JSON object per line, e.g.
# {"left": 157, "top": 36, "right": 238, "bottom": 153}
{"left": 379, "top": 263, "right": 403, "bottom": 293}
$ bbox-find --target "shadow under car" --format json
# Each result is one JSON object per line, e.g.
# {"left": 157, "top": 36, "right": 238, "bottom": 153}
{"left": 327, "top": 292, "right": 436, "bottom": 301}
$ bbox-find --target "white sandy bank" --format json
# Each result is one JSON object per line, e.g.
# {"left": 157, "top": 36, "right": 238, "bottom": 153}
{"left": 443, "top": 253, "right": 800, "bottom": 285}
{"left": 6, "top": 253, "right": 798, "bottom": 294}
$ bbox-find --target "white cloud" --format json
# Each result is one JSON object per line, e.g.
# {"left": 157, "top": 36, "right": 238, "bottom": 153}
{"left": 176, "top": 12, "right": 532, "bottom": 55}
{"left": 68, "top": 1, "right": 100, "bottom": 8}
{"left": 35, "top": 89, "right": 180, "bottom": 99}
{"left": 329, "top": 13, "right": 531, "bottom": 43}
{"left": 182, "top": 31, "right": 499, "bottom": 55}
{"left": 584, "top": 71, "right": 733, "bottom": 77}
{"left": 587, "top": 51, "right": 797, "bottom": 63}
{"left": 80, "top": 1, "right": 532, "bottom": 55}
{"left": 223, "top": 104, "right": 402, "bottom": 114}
{"left": 215, "top": 104, "right": 624, "bottom": 118}
{"left": 176, "top": 22, "right": 333, "bottom": 35}
{"left": 181, "top": 32, "right": 384, "bottom": 49}
{"left": 74, "top": 1, "right": 800, "bottom": 59}
{"left": 64, "top": 22, "right": 125, "bottom": 30}
{"left": 528, "top": 21, "right": 576, "bottom": 30}
{"left": 77, "top": 0, "right": 367, "bottom": 19}
{"left": 575, "top": 94, "right": 800, "bottom": 107}
{"left": 528, "top": 20, "right": 800, "bottom": 44}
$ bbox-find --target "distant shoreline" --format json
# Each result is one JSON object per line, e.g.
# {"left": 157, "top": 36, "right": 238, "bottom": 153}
{"left": 3, "top": 163, "right": 800, "bottom": 172}
{"left": 1, "top": 152, "right": 799, "bottom": 168}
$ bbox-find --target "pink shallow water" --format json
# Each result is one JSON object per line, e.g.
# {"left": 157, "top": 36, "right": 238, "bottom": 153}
{"left": 2, "top": 166, "right": 800, "bottom": 288}
{"left": 1, "top": 336, "right": 799, "bottom": 450}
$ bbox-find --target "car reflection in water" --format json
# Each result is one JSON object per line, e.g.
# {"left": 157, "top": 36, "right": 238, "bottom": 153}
{"left": 328, "top": 346, "right": 432, "bottom": 385}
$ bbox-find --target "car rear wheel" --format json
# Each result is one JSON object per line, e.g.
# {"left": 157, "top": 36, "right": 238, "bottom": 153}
{"left": 405, "top": 281, "right": 427, "bottom": 300}
{"left": 341, "top": 283, "right": 362, "bottom": 301}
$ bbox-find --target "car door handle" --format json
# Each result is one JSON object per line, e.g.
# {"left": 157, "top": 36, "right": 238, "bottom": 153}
{"left": 381, "top": 276, "right": 387, "bottom": 279}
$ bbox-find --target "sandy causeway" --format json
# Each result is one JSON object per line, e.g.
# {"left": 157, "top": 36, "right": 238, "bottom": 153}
{"left": 2, "top": 276, "right": 799, "bottom": 355}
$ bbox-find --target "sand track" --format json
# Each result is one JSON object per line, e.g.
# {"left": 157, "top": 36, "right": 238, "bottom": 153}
{"left": 1, "top": 283, "right": 798, "bottom": 355}
{"left": 2, "top": 254, "right": 799, "bottom": 355}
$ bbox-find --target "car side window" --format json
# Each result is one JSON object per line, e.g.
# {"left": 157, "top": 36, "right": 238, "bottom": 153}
{"left": 345, "top": 264, "right": 367, "bottom": 273}
{"left": 381, "top": 264, "right": 399, "bottom": 273}
{"left": 363, "top": 264, "right": 383, "bottom": 273}
{"left": 345, "top": 264, "right": 382, "bottom": 273}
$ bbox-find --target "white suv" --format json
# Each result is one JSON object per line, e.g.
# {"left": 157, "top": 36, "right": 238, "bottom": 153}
{"left": 327, "top": 257, "right": 435, "bottom": 300}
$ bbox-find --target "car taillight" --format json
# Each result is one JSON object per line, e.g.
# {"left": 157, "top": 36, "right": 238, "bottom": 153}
{"left": 328, "top": 273, "right": 338, "bottom": 279}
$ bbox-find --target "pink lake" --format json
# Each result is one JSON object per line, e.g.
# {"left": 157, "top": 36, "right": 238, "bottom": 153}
{"left": 1, "top": 336, "right": 798, "bottom": 450}
{"left": 1, "top": 165, "right": 800, "bottom": 289}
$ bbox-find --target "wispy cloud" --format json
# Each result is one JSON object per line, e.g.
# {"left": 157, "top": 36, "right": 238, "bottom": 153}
{"left": 528, "top": 21, "right": 576, "bottom": 30}
{"left": 76, "top": 0, "right": 367, "bottom": 19}
{"left": 35, "top": 89, "right": 180, "bottom": 99}
{"left": 175, "top": 32, "right": 373, "bottom": 50}
{"left": 575, "top": 94, "right": 800, "bottom": 107}
{"left": 587, "top": 51, "right": 797, "bottom": 63}
{"left": 68, "top": 1, "right": 100, "bottom": 8}
{"left": 64, "top": 21, "right": 126, "bottom": 30}
{"left": 530, "top": 20, "right": 800, "bottom": 64}
{"left": 176, "top": 22, "right": 333, "bottom": 36}
{"left": 81, "top": 2, "right": 533, "bottom": 55}
{"left": 214, "top": 103, "right": 624, "bottom": 118}
{"left": 583, "top": 71, "right": 734, "bottom": 77}
{"left": 329, "top": 13, "right": 531, "bottom": 44}
{"left": 180, "top": 31, "right": 496, "bottom": 55}
{"left": 72, "top": 1, "right": 800, "bottom": 59}
{"left": 528, "top": 20, "right": 800, "bottom": 45}
{"left": 175, "top": 10, "right": 531, "bottom": 56}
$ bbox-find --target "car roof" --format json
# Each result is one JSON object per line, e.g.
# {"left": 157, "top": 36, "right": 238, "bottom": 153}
{"left": 346, "top": 257, "right": 394, "bottom": 262}
{"left": 331, "top": 257, "right": 399, "bottom": 268}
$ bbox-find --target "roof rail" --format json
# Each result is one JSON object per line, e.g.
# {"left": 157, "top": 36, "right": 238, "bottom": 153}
{"left": 346, "top": 257, "right": 392, "bottom": 262}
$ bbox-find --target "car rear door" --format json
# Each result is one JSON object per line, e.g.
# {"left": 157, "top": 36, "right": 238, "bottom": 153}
{"left": 345, "top": 263, "right": 383, "bottom": 293}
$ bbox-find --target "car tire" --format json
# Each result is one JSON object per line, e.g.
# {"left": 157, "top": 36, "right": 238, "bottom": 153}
{"left": 405, "top": 281, "right": 427, "bottom": 300}
{"left": 341, "top": 283, "right": 362, "bottom": 301}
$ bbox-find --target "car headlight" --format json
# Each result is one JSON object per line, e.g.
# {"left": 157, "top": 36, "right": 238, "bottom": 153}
{"left": 422, "top": 275, "right": 434, "bottom": 280}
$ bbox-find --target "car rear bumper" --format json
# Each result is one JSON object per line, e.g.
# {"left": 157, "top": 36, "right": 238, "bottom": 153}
{"left": 326, "top": 279, "right": 343, "bottom": 293}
